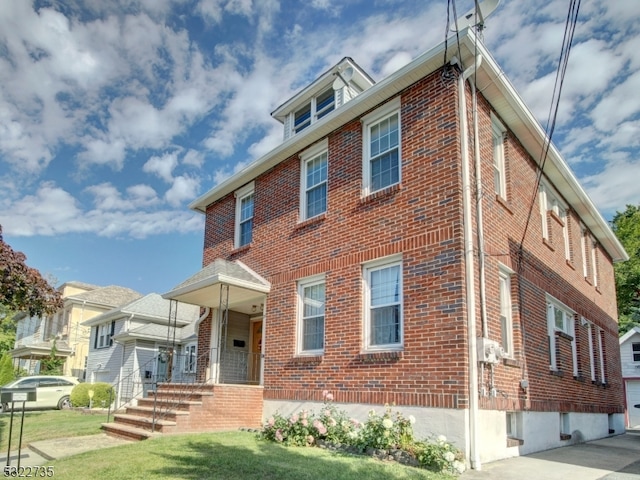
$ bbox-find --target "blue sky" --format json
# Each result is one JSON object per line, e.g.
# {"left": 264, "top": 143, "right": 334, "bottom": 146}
{"left": 1, "top": 0, "right": 639, "bottom": 296}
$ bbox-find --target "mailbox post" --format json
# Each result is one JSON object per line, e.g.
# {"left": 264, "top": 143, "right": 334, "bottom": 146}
{"left": 1, "top": 387, "right": 37, "bottom": 468}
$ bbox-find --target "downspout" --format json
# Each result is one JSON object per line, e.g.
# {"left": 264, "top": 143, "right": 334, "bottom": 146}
{"left": 456, "top": 53, "right": 483, "bottom": 471}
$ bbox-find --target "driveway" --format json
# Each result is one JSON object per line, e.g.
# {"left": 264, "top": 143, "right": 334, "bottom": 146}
{"left": 461, "top": 432, "right": 640, "bottom": 480}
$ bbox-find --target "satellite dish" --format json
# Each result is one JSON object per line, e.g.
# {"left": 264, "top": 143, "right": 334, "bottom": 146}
{"left": 332, "top": 66, "right": 354, "bottom": 90}
{"left": 451, "top": 0, "right": 500, "bottom": 31}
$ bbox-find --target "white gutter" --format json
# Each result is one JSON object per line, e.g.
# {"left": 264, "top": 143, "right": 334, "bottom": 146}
{"left": 457, "top": 54, "right": 482, "bottom": 470}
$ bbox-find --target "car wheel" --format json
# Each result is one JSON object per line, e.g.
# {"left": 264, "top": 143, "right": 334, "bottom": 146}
{"left": 58, "top": 396, "right": 71, "bottom": 410}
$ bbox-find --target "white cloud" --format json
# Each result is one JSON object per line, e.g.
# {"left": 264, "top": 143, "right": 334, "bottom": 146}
{"left": 581, "top": 155, "right": 640, "bottom": 215}
{"left": 143, "top": 152, "right": 179, "bottom": 183}
{"left": 591, "top": 70, "right": 640, "bottom": 132}
{"left": 165, "top": 175, "right": 200, "bottom": 207}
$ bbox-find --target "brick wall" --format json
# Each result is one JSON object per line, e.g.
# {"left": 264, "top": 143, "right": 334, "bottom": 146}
{"left": 198, "top": 66, "right": 623, "bottom": 415}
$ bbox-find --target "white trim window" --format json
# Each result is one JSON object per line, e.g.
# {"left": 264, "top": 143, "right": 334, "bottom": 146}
{"left": 234, "top": 182, "right": 255, "bottom": 248}
{"left": 300, "top": 140, "right": 328, "bottom": 220}
{"left": 363, "top": 256, "right": 403, "bottom": 350}
{"left": 492, "top": 115, "right": 507, "bottom": 199}
{"left": 297, "top": 276, "right": 325, "bottom": 354}
{"left": 539, "top": 183, "right": 569, "bottom": 254}
{"left": 633, "top": 343, "right": 640, "bottom": 362}
{"left": 95, "top": 322, "right": 114, "bottom": 349}
{"left": 499, "top": 265, "right": 514, "bottom": 357}
{"left": 292, "top": 88, "right": 335, "bottom": 135}
{"left": 362, "top": 98, "right": 401, "bottom": 195}
{"left": 184, "top": 343, "right": 197, "bottom": 373}
{"left": 546, "top": 296, "right": 576, "bottom": 374}
{"left": 590, "top": 236, "right": 599, "bottom": 287}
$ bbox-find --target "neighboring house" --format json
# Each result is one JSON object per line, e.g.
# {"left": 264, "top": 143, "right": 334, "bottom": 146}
{"left": 11, "top": 282, "right": 142, "bottom": 379}
{"left": 162, "top": 29, "right": 628, "bottom": 466}
{"left": 619, "top": 327, "right": 640, "bottom": 428}
{"left": 83, "top": 293, "right": 201, "bottom": 406}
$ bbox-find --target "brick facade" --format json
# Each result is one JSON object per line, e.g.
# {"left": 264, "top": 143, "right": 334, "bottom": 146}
{"left": 196, "top": 64, "right": 623, "bottom": 422}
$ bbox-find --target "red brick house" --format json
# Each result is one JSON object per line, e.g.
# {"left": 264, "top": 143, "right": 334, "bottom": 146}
{"left": 163, "top": 28, "right": 628, "bottom": 467}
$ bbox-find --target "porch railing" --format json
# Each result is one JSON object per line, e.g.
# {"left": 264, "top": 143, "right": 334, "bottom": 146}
{"left": 106, "top": 347, "right": 263, "bottom": 431}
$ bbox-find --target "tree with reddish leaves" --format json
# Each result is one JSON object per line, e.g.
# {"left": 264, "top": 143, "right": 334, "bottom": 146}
{"left": 0, "top": 225, "right": 62, "bottom": 317}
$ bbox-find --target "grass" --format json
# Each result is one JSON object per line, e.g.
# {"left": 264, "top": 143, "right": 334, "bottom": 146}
{"left": 50, "top": 431, "right": 454, "bottom": 480}
{"left": 0, "top": 409, "right": 105, "bottom": 451}
{"left": 0, "top": 411, "right": 454, "bottom": 479}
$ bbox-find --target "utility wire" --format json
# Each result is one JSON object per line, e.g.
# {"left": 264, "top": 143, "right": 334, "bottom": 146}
{"left": 518, "top": 0, "right": 582, "bottom": 249}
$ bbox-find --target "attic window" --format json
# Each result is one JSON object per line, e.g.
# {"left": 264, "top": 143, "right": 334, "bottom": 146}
{"left": 294, "top": 88, "right": 335, "bottom": 134}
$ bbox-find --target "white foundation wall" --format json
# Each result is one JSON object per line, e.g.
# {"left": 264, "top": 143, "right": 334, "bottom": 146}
{"left": 477, "top": 410, "right": 625, "bottom": 462}
{"left": 263, "top": 399, "right": 467, "bottom": 451}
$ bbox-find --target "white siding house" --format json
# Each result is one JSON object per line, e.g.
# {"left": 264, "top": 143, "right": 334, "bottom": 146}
{"left": 620, "top": 327, "right": 640, "bottom": 428}
{"left": 83, "top": 293, "right": 201, "bottom": 408}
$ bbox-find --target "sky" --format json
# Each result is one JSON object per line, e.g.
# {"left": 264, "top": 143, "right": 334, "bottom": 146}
{"left": 0, "top": 0, "right": 639, "bottom": 296}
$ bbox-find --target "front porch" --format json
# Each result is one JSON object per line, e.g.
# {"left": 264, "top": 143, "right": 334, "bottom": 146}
{"left": 102, "top": 259, "right": 270, "bottom": 440}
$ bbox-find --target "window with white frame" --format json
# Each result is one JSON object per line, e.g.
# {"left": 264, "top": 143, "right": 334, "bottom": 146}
{"left": 293, "top": 88, "right": 335, "bottom": 135}
{"left": 539, "top": 183, "right": 568, "bottom": 252}
{"left": 581, "top": 226, "right": 590, "bottom": 278}
{"left": 590, "top": 237, "right": 599, "bottom": 287}
{"left": 95, "top": 322, "right": 114, "bottom": 349}
{"left": 300, "top": 140, "right": 328, "bottom": 220}
{"left": 547, "top": 297, "right": 576, "bottom": 374}
{"left": 364, "top": 256, "right": 403, "bottom": 350}
{"left": 492, "top": 115, "right": 507, "bottom": 199}
{"left": 499, "top": 265, "right": 514, "bottom": 357}
{"left": 362, "top": 98, "right": 401, "bottom": 195}
{"left": 234, "top": 182, "right": 255, "bottom": 248}
{"left": 184, "top": 343, "right": 197, "bottom": 373}
{"left": 597, "top": 327, "right": 606, "bottom": 384}
{"left": 633, "top": 343, "right": 640, "bottom": 362}
{"left": 297, "top": 276, "right": 325, "bottom": 354}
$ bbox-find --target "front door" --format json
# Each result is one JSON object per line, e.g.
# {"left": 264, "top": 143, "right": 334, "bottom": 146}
{"left": 249, "top": 320, "right": 262, "bottom": 384}
{"left": 156, "top": 347, "right": 171, "bottom": 382}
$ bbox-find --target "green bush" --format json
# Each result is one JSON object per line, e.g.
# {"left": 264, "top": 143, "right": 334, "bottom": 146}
{"left": 70, "top": 382, "right": 115, "bottom": 408}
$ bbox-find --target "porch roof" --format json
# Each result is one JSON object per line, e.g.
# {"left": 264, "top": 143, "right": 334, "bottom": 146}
{"left": 10, "top": 341, "right": 73, "bottom": 359}
{"left": 162, "top": 259, "right": 270, "bottom": 312}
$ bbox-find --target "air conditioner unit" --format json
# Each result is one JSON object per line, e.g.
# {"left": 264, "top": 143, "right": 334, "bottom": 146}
{"left": 477, "top": 337, "right": 505, "bottom": 364}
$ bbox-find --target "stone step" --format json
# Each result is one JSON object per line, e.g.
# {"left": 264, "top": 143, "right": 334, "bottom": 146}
{"left": 137, "top": 398, "right": 202, "bottom": 411}
{"left": 101, "top": 422, "right": 155, "bottom": 441}
{"left": 113, "top": 413, "right": 177, "bottom": 433}
{"left": 124, "top": 405, "right": 189, "bottom": 422}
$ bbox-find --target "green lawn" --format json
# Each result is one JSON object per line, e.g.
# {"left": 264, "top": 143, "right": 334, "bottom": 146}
{"left": 51, "top": 431, "right": 454, "bottom": 480}
{"left": 0, "top": 411, "right": 454, "bottom": 479}
{"left": 0, "top": 409, "right": 105, "bottom": 451}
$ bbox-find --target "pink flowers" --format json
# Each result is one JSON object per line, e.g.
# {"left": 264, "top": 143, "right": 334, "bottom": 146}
{"left": 322, "top": 390, "right": 334, "bottom": 401}
{"left": 313, "top": 419, "right": 327, "bottom": 435}
{"left": 289, "top": 414, "right": 299, "bottom": 424}
{"left": 267, "top": 417, "right": 275, "bottom": 427}
{"left": 275, "top": 429, "right": 283, "bottom": 442}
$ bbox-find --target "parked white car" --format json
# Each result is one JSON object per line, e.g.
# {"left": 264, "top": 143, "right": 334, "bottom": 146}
{"left": 0, "top": 376, "right": 80, "bottom": 412}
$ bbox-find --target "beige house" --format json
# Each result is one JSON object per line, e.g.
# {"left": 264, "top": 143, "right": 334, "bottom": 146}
{"left": 11, "top": 281, "right": 141, "bottom": 379}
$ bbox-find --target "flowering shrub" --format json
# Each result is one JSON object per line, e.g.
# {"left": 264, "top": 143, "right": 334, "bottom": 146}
{"left": 259, "top": 391, "right": 465, "bottom": 475}
{"left": 413, "top": 435, "right": 466, "bottom": 474}
{"left": 260, "top": 390, "right": 359, "bottom": 446}
{"left": 357, "top": 405, "right": 415, "bottom": 450}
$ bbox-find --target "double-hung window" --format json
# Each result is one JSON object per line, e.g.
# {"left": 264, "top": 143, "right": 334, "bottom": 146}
{"left": 492, "top": 115, "right": 507, "bottom": 199}
{"left": 95, "top": 321, "right": 114, "bottom": 349}
{"left": 539, "top": 183, "right": 569, "bottom": 257}
{"left": 499, "top": 265, "right": 514, "bottom": 357}
{"left": 362, "top": 98, "right": 401, "bottom": 195}
{"left": 547, "top": 297, "right": 576, "bottom": 374}
{"left": 234, "top": 182, "right": 255, "bottom": 248}
{"left": 633, "top": 343, "right": 640, "bottom": 362}
{"left": 297, "top": 276, "right": 325, "bottom": 354}
{"left": 300, "top": 140, "right": 328, "bottom": 220}
{"left": 364, "top": 256, "right": 403, "bottom": 350}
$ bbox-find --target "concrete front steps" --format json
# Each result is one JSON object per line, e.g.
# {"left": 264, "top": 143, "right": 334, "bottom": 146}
{"left": 102, "top": 383, "right": 264, "bottom": 441}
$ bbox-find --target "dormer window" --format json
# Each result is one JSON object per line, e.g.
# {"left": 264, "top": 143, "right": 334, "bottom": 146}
{"left": 272, "top": 57, "right": 375, "bottom": 142}
{"left": 294, "top": 89, "right": 335, "bottom": 134}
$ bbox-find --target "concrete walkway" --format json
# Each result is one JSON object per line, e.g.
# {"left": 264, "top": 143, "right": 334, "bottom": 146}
{"left": 1, "top": 434, "right": 131, "bottom": 467}
{"left": 461, "top": 433, "right": 640, "bottom": 480}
